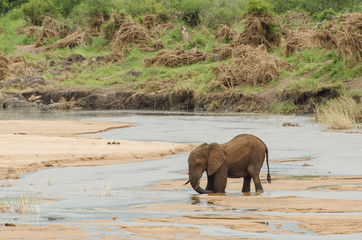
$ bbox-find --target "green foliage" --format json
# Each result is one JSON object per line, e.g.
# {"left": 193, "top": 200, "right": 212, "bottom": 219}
{"left": 21, "top": 0, "right": 57, "bottom": 25}
{"left": 167, "top": 0, "right": 213, "bottom": 26}
{"left": 269, "top": 101, "right": 297, "bottom": 114}
{"left": 0, "top": 0, "right": 27, "bottom": 14}
{"left": 245, "top": 0, "right": 274, "bottom": 14}
{"left": 118, "top": 0, "right": 165, "bottom": 18}
{"left": 201, "top": 2, "right": 243, "bottom": 28}
{"left": 53, "top": 0, "right": 82, "bottom": 16}
{"left": 270, "top": 0, "right": 362, "bottom": 14}
{"left": 0, "top": 9, "right": 26, "bottom": 52}
{"left": 312, "top": 8, "right": 336, "bottom": 21}
{"left": 68, "top": 0, "right": 112, "bottom": 29}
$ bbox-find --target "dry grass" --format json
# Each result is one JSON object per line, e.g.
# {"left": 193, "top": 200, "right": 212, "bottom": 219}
{"left": 316, "top": 95, "right": 362, "bottom": 129}
{"left": 0, "top": 192, "right": 39, "bottom": 215}
{"left": 143, "top": 46, "right": 208, "bottom": 68}
{"left": 58, "top": 96, "right": 75, "bottom": 110}
{"left": 0, "top": 52, "right": 9, "bottom": 80}
{"left": 213, "top": 44, "right": 290, "bottom": 87}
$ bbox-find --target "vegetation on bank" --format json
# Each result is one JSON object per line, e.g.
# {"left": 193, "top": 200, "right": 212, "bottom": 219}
{"left": 0, "top": 0, "right": 361, "bottom": 129}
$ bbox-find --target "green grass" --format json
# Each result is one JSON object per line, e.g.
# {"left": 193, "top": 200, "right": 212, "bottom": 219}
{"left": 269, "top": 101, "right": 298, "bottom": 114}
{"left": 283, "top": 77, "right": 322, "bottom": 94}
{"left": 0, "top": 9, "right": 29, "bottom": 52}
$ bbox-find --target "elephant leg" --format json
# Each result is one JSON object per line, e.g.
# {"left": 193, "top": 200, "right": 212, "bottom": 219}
{"left": 242, "top": 176, "right": 251, "bottom": 192}
{"left": 213, "top": 165, "right": 228, "bottom": 193}
{"left": 248, "top": 166, "right": 264, "bottom": 193}
{"left": 206, "top": 175, "right": 215, "bottom": 191}
{"left": 252, "top": 174, "right": 264, "bottom": 193}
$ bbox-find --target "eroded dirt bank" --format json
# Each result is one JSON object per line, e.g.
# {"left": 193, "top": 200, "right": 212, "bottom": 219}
{"left": 3, "top": 85, "right": 341, "bottom": 114}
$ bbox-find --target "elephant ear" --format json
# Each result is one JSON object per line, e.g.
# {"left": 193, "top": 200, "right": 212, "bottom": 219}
{"left": 207, "top": 143, "right": 227, "bottom": 176}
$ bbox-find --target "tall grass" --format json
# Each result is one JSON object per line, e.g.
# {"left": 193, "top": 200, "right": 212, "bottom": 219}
{"left": 0, "top": 192, "right": 39, "bottom": 214}
{"left": 316, "top": 94, "right": 362, "bottom": 129}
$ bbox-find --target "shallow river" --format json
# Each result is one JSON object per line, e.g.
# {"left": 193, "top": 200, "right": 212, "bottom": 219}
{"left": 0, "top": 109, "right": 361, "bottom": 239}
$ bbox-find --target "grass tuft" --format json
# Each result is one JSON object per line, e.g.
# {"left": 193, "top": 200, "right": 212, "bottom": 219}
{"left": 316, "top": 94, "right": 362, "bottom": 129}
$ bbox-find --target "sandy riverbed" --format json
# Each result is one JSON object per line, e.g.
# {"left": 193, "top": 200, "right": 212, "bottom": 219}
{"left": 0, "top": 120, "right": 361, "bottom": 239}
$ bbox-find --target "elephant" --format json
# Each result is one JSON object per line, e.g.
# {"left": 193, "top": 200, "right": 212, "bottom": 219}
{"left": 187, "top": 134, "right": 271, "bottom": 194}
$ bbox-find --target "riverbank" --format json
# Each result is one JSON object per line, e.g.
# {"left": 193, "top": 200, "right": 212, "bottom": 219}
{"left": 0, "top": 119, "right": 361, "bottom": 239}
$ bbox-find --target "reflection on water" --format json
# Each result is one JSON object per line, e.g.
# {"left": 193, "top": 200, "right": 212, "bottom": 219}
{"left": 1, "top": 109, "right": 362, "bottom": 239}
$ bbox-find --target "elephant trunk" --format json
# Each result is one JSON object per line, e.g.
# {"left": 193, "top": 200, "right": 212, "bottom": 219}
{"left": 190, "top": 174, "right": 213, "bottom": 194}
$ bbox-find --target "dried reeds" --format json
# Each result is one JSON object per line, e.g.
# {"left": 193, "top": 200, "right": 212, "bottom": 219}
{"left": 0, "top": 53, "right": 9, "bottom": 81}
{"left": 316, "top": 94, "right": 362, "bottom": 129}
{"left": 104, "top": 51, "right": 124, "bottom": 63}
{"left": 143, "top": 13, "right": 156, "bottom": 29}
{"left": 213, "top": 45, "right": 233, "bottom": 60}
{"left": 8, "top": 55, "right": 32, "bottom": 77}
{"left": 112, "top": 21, "right": 151, "bottom": 51}
{"left": 336, "top": 13, "right": 362, "bottom": 66}
{"left": 213, "top": 45, "right": 290, "bottom": 87}
{"left": 214, "top": 24, "right": 235, "bottom": 42}
{"left": 143, "top": 46, "right": 208, "bottom": 67}
{"left": 235, "top": 12, "right": 281, "bottom": 51}
{"left": 47, "top": 31, "right": 91, "bottom": 50}
{"left": 35, "top": 26, "right": 58, "bottom": 47}
{"left": 312, "top": 29, "right": 337, "bottom": 50}
{"left": 284, "top": 27, "right": 314, "bottom": 56}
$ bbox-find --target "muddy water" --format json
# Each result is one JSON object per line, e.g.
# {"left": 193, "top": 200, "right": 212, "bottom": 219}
{"left": 1, "top": 110, "right": 362, "bottom": 239}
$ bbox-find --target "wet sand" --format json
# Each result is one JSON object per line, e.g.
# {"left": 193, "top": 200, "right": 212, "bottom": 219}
{"left": 1, "top": 120, "right": 361, "bottom": 239}
{"left": 0, "top": 120, "right": 192, "bottom": 179}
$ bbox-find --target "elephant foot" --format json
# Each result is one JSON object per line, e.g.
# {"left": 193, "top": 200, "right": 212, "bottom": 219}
{"left": 256, "top": 189, "right": 264, "bottom": 193}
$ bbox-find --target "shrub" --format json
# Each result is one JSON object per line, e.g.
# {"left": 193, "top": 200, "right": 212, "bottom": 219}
{"left": 312, "top": 8, "right": 336, "bottom": 22}
{"left": 245, "top": 0, "right": 274, "bottom": 15}
{"left": 168, "top": 0, "right": 213, "bottom": 26}
{"left": 119, "top": 0, "right": 165, "bottom": 18}
{"left": 21, "top": 0, "right": 57, "bottom": 25}
{"left": 202, "top": 6, "right": 238, "bottom": 28}
{"left": 54, "top": 0, "right": 82, "bottom": 16}
{"left": 270, "top": 0, "right": 362, "bottom": 15}
{"left": 0, "top": 0, "right": 27, "bottom": 14}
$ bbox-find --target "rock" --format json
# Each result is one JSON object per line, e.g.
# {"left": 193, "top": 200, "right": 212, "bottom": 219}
{"left": 3, "top": 97, "right": 38, "bottom": 109}
{"left": 0, "top": 77, "right": 22, "bottom": 88}
{"left": 66, "top": 54, "right": 86, "bottom": 65}
{"left": 49, "top": 60, "right": 56, "bottom": 66}
{"left": 282, "top": 122, "right": 300, "bottom": 127}
{"left": 124, "top": 70, "right": 142, "bottom": 78}
{"left": 24, "top": 75, "right": 46, "bottom": 88}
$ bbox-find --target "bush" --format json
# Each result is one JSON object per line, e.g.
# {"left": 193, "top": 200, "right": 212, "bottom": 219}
{"left": 168, "top": 0, "right": 213, "bottom": 26}
{"left": 202, "top": 6, "right": 237, "bottom": 28}
{"left": 312, "top": 8, "right": 336, "bottom": 21}
{"left": 270, "top": 0, "right": 362, "bottom": 15}
{"left": 22, "top": 0, "right": 57, "bottom": 25}
{"left": 245, "top": 0, "right": 274, "bottom": 15}
{"left": 0, "top": 0, "right": 27, "bottom": 14}
{"left": 117, "top": 0, "right": 165, "bottom": 18}
{"left": 54, "top": 0, "right": 82, "bottom": 16}
{"left": 68, "top": 0, "right": 112, "bottom": 29}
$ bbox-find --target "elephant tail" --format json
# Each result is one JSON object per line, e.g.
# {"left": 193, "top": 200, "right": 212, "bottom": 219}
{"left": 266, "top": 147, "right": 271, "bottom": 183}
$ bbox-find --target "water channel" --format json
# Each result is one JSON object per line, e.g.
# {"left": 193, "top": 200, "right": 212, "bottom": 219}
{"left": 0, "top": 109, "right": 361, "bottom": 239}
